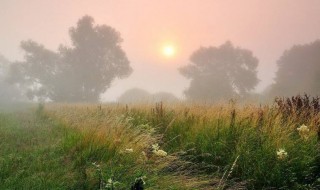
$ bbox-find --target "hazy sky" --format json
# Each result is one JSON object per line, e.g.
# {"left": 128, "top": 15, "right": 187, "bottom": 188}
{"left": 1, "top": 0, "right": 320, "bottom": 101}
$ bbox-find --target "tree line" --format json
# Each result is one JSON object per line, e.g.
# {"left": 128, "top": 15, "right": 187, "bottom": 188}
{"left": 1, "top": 15, "right": 320, "bottom": 103}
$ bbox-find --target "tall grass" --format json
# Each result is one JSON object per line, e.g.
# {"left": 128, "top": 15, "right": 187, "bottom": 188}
{"left": 43, "top": 100, "right": 320, "bottom": 189}
{"left": 1, "top": 99, "right": 319, "bottom": 189}
{"left": 45, "top": 103, "right": 210, "bottom": 189}
{"left": 50, "top": 101, "right": 320, "bottom": 189}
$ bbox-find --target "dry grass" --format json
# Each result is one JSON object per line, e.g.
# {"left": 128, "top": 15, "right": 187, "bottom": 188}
{"left": 38, "top": 101, "right": 320, "bottom": 189}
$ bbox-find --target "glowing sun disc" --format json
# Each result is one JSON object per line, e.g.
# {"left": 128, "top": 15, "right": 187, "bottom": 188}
{"left": 162, "top": 45, "right": 176, "bottom": 57}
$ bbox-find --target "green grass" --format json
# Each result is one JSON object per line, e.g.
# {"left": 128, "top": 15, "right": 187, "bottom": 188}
{"left": 0, "top": 102, "right": 320, "bottom": 189}
{"left": 0, "top": 111, "right": 76, "bottom": 189}
{"left": 0, "top": 106, "right": 201, "bottom": 189}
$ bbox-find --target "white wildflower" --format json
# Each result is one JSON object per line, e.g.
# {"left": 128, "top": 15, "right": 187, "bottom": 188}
{"left": 136, "top": 176, "right": 146, "bottom": 183}
{"left": 106, "top": 177, "right": 120, "bottom": 188}
{"left": 153, "top": 149, "right": 167, "bottom": 157}
{"left": 151, "top": 143, "right": 167, "bottom": 157}
{"left": 135, "top": 175, "right": 147, "bottom": 185}
{"left": 297, "top": 124, "right": 310, "bottom": 139}
{"left": 125, "top": 148, "right": 134, "bottom": 153}
{"left": 152, "top": 143, "right": 160, "bottom": 151}
{"left": 92, "top": 162, "right": 100, "bottom": 168}
{"left": 277, "top": 148, "right": 288, "bottom": 160}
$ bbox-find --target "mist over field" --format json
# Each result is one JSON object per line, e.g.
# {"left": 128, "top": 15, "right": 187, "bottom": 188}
{"left": 1, "top": 2, "right": 320, "bottom": 189}
{"left": 1, "top": 0, "right": 320, "bottom": 104}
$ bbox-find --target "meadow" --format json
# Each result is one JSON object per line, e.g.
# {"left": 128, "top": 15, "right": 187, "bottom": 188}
{"left": 0, "top": 97, "right": 320, "bottom": 189}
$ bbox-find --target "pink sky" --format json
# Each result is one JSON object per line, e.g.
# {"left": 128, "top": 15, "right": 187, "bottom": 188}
{"left": 1, "top": 0, "right": 320, "bottom": 101}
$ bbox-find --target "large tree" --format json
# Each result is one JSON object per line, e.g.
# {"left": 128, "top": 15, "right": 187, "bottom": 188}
{"left": 180, "top": 41, "right": 259, "bottom": 101}
{"left": 269, "top": 40, "right": 320, "bottom": 97}
{"left": 8, "top": 15, "right": 132, "bottom": 102}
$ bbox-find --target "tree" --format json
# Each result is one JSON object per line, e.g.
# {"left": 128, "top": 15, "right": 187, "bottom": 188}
{"left": 118, "top": 88, "right": 151, "bottom": 103}
{"left": 269, "top": 40, "right": 320, "bottom": 97}
{"left": 0, "top": 54, "right": 9, "bottom": 76}
{"left": 117, "top": 88, "right": 179, "bottom": 103}
{"left": 0, "top": 54, "right": 23, "bottom": 102}
{"left": 8, "top": 15, "right": 132, "bottom": 102}
{"left": 152, "top": 92, "right": 179, "bottom": 103}
{"left": 180, "top": 41, "right": 259, "bottom": 101}
{"left": 7, "top": 41, "right": 60, "bottom": 101}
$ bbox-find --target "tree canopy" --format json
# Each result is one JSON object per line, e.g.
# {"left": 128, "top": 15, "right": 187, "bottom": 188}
{"left": 0, "top": 54, "right": 23, "bottom": 102}
{"left": 269, "top": 40, "right": 320, "bottom": 97}
{"left": 180, "top": 41, "right": 259, "bottom": 101}
{"left": 8, "top": 15, "right": 132, "bottom": 102}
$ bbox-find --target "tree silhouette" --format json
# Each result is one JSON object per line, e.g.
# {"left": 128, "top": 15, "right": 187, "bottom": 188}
{"left": 118, "top": 88, "right": 179, "bottom": 103}
{"left": 152, "top": 92, "right": 179, "bottom": 103}
{"left": 118, "top": 88, "right": 151, "bottom": 103}
{"left": 0, "top": 54, "right": 22, "bottom": 102}
{"left": 0, "top": 54, "right": 9, "bottom": 76}
{"left": 180, "top": 41, "right": 259, "bottom": 101}
{"left": 8, "top": 15, "right": 132, "bottom": 102}
{"left": 269, "top": 40, "right": 320, "bottom": 97}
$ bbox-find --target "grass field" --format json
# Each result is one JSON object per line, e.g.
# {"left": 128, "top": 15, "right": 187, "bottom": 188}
{"left": 1, "top": 99, "right": 320, "bottom": 189}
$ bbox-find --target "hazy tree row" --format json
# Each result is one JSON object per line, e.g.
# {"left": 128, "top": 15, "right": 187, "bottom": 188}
{"left": 1, "top": 15, "right": 320, "bottom": 103}
{"left": 117, "top": 88, "right": 178, "bottom": 103}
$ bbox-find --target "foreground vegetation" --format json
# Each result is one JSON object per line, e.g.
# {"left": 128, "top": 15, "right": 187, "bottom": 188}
{"left": 1, "top": 98, "right": 320, "bottom": 189}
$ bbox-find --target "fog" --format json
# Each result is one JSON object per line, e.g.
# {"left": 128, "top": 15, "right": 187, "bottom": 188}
{"left": 1, "top": 0, "right": 320, "bottom": 103}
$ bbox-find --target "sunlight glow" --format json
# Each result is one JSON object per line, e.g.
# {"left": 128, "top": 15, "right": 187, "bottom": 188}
{"left": 162, "top": 45, "right": 176, "bottom": 58}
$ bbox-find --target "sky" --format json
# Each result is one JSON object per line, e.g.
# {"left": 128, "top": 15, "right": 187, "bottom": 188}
{"left": 1, "top": 0, "right": 320, "bottom": 101}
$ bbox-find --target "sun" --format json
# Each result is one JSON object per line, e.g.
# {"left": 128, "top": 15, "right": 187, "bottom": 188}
{"left": 162, "top": 45, "right": 176, "bottom": 58}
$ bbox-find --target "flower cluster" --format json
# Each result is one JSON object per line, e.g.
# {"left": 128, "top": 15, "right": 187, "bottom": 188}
{"left": 135, "top": 176, "right": 146, "bottom": 185}
{"left": 152, "top": 144, "right": 160, "bottom": 151}
{"left": 125, "top": 148, "right": 134, "bottom": 153}
{"left": 297, "top": 124, "right": 310, "bottom": 140}
{"left": 154, "top": 149, "right": 167, "bottom": 157}
{"left": 276, "top": 148, "right": 288, "bottom": 160}
{"left": 152, "top": 143, "right": 167, "bottom": 157}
